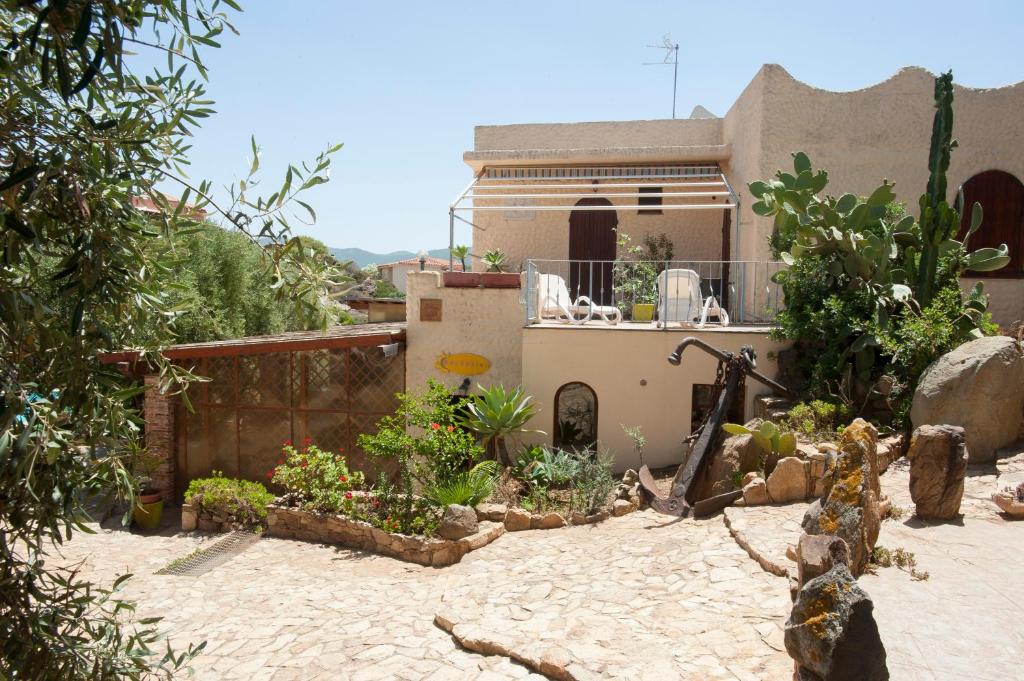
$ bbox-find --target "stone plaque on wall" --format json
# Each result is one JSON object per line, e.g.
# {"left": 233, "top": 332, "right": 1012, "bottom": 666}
{"left": 420, "top": 298, "right": 442, "bottom": 322}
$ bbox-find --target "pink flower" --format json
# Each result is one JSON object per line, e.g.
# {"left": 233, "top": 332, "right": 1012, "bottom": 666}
{"left": 345, "top": 492, "right": 353, "bottom": 500}
{"left": 430, "top": 423, "right": 440, "bottom": 431}
{"left": 339, "top": 475, "right": 348, "bottom": 483}
{"left": 446, "top": 425, "right": 455, "bottom": 433}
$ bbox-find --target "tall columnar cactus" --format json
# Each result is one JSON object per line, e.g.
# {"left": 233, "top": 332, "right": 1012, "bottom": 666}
{"left": 916, "top": 72, "right": 956, "bottom": 308}
{"left": 915, "top": 71, "right": 1008, "bottom": 307}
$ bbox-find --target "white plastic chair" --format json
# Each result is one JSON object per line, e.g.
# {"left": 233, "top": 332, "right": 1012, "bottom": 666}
{"left": 537, "top": 273, "right": 621, "bottom": 325}
{"left": 655, "top": 268, "right": 729, "bottom": 328}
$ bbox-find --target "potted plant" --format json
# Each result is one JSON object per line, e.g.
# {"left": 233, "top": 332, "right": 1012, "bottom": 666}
{"left": 613, "top": 233, "right": 660, "bottom": 321}
{"left": 131, "top": 449, "right": 165, "bottom": 530}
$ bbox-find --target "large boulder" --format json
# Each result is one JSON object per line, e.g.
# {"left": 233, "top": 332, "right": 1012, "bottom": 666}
{"left": 691, "top": 431, "right": 764, "bottom": 500}
{"left": 801, "top": 419, "right": 881, "bottom": 577}
{"left": 785, "top": 563, "right": 889, "bottom": 681}
{"left": 767, "top": 456, "right": 810, "bottom": 503}
{"left": 911, "top": 336, "right": 1024, "bottom": 463}
{"left": 438, "top": 504, "right": 478, "bottom": 540}
{"left": 907, "top": 425, "right": 968, "bottom": 520}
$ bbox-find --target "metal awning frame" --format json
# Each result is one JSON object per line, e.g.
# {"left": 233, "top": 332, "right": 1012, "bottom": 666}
{"left": 447, "top": 164, "right": 742, "bottom": 269}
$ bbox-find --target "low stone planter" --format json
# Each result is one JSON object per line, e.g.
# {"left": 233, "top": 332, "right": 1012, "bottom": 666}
{"left": 266, "top": 504, "right": 505, "bottom": 567}
{"left": 181, "top": 502, "right": 246, "bottom": 533}
{"left": 480, "top": 503, "right": 617, "bottom": 531}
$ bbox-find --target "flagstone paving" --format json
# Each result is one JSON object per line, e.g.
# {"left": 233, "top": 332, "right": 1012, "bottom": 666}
{"left": 57, "top": 507, "right": 791, "bottom": 680}
{"left": 52, "top": 449, "right": 1023, "bottom": 680}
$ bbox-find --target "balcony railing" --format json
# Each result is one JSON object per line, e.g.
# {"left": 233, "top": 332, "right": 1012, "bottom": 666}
{"left": 523, "top": 259, "right": 784, "bottom": 327}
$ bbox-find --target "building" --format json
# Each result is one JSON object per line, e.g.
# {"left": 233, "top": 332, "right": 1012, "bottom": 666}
{"left": 125, "top": 66, "right": 1024, "bottom": 500}
{"left": 448, "top": 64, "right": 1024, "bottom": 326}
{"left": 378, "top": 256, "right": 462, "bottom": 294}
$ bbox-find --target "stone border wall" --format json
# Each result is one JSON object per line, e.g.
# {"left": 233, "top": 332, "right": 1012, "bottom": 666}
{"left": 266, "top": 505, "right": 505, "bottom": 567}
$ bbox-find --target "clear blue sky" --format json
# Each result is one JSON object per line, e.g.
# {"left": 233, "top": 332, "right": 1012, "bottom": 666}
{"left": 174, "top": 0, "right": 1024, "bottom": 253}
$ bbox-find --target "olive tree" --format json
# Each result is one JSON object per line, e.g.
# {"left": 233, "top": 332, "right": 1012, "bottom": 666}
{"left": 0, "top": 1, "right": 345, "bottom": 677}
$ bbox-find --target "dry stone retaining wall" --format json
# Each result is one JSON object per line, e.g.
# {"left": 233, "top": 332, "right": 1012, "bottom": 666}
{"left": 266, "top": 504, "right": 504, "bottom": 567}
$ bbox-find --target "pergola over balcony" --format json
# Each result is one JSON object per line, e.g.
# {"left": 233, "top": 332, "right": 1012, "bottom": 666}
{"left": 446, "top": 163, "right": 740, "bottom": 269}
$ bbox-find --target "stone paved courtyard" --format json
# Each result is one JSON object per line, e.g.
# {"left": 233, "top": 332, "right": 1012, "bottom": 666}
{"left": 55, "top": 451, "right": 1023, "bottom": 680}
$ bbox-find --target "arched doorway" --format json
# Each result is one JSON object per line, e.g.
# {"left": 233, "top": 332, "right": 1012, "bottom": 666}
{"left": 956, "top": 169, "right": 1024, "bottom": 277}
{"left": 553, "top": 382, "right": 597, "bottom": 450}
{"left": 569, "top": 197, "right": 617, "bottom": 304}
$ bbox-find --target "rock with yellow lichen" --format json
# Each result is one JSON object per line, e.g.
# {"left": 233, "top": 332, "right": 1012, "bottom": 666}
{"left": 785, "top": 562, "right": 889, "bottom": 681}
{"left": 801, "top": 418, "right": 882, "bottom": 577}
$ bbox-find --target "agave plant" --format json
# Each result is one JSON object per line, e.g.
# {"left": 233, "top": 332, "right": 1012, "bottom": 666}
{"left": 483, "top": 248, "right": 507, "bottom": 273}
{"left": 423, "top": 460, "right": 500, "bottom": 507}
{"left": 459, "top": 384, "right": 541, "bottom": 466}
{"left": 722, "top": 420, "right": 797, "bottom": 477}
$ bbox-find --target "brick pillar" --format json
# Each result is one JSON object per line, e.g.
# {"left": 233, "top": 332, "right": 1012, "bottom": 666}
{"left": 143, "top": 374, "right": 176, "bottom": 501}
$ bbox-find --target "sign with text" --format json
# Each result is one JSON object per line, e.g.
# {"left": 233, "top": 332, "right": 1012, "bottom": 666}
{"left": 435, "top": 352, "right": 491, "bottom": 376}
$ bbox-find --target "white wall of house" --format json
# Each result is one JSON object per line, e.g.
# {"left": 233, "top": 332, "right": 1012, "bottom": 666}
{"left": 519, "top": 326, "right": 791, "bottom": 472}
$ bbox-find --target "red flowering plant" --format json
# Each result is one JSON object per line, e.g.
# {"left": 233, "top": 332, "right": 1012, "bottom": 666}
{"left": 357, "top": 380, "right": 482, "bottom": 535}
{"left": 270, "top": 440, "right": 365, "bottom": 515}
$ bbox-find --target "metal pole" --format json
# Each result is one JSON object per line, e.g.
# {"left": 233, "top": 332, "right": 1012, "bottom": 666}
{"left": 448, "top": 208, "right": 455, "bottom": 271}
{"left": 672, "top": 44, "right": 679, "bottom": 119}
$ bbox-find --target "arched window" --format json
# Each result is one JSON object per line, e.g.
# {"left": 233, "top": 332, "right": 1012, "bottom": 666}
{"left": 957, "top": 170, "right": 1024, "bottom": 277}
{"left": 553, "top": 382, "right": 597, "bottom": 450}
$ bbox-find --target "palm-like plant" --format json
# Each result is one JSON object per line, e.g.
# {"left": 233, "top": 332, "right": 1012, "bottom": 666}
{"left": 423, "top": 460, "right": 500, "bottom": 507}
{"left": 451, "top": 244, "right": 470, "bottom": 272}
{"left": 459, "top": 385, "right": 541, "bottom": 466}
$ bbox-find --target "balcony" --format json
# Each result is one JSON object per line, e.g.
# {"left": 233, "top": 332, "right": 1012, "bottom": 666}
{"left": 522, "top": 259, "right": 784, "bottom": 328}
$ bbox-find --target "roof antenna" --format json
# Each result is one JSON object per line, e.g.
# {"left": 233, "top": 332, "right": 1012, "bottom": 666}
{"left": 644, "top": 34, "right": 680, "bottom": 119}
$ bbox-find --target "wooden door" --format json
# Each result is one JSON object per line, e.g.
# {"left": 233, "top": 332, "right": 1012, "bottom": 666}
{"left": 957, "top": 170, "right": 1024, "bottom": 277}
{"left": 569, "top": 198, "right": 617, "bottom": 304}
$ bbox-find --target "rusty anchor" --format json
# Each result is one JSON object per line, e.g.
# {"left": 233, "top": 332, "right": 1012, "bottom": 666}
{"left": 637, "top": 336, "right": 795, "bottom": 518}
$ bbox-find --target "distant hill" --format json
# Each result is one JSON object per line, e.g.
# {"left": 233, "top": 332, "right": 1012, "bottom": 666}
{"left": 330, "top": 247, "right": 451, "bottom": 267}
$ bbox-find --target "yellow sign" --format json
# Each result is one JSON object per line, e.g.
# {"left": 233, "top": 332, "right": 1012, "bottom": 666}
{"left": 435, "top": 352, "right": 491, "bottom": 376}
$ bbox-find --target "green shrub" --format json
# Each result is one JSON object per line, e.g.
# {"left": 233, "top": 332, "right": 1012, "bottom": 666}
{"left": 184, "top": 472, "right": 275, "bottom": 528}
{"left": 358, "top": 380, "right": 483, "bottom": 534}
{"left": 569, "top": 450, "right": 616, "bottom": 515}
{"left": 514, "top": 447, "right": 578, "bottom": 488}
{"left": 875, "top": 287, "right": 997, "bottom": 424}
{"left": 270, "top": 441, "right": 364, "bottom": 514}
{"left": 784, "top": 400, "right": 851, "bottom": 440}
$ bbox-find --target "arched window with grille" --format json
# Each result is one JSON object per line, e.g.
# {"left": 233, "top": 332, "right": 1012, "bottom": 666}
{"left": 553, "top": 382, "right": 597, "bottom": 450}
{"left": 956, "top": 170, "right": 1024, "bottom": 277}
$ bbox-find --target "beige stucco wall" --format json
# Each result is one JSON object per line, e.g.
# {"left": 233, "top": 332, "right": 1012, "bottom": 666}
{"left": 472, "top": 186, "right": 727, "bottom": 275}
{"left": 723, "top": 64, "right": 1024, "bottom": 265}
{"left": 474, "top": 118, "right": 722, "bottom": 152}
{"left": 383, "top": 263, "right": 447, "bottom": 294}
{"left": 519, "top": 327, "right": 791, "bottom": 472}
{"left": 405, "top": 271, "right": 524, "bottom": 394}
